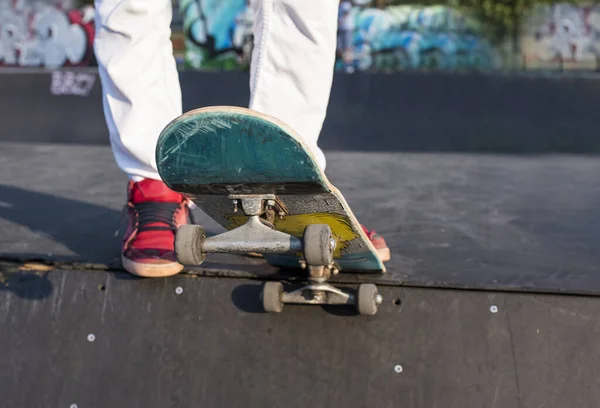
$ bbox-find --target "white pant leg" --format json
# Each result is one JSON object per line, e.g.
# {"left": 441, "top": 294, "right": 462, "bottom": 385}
{"left": 94, "top": 0, "right": 181, "bottom": 180}
{"left": 95, "top": 0, "right": 336, "bottom": 178}
{"left": 248, "top": 0, "right": 338, "bottom": 170}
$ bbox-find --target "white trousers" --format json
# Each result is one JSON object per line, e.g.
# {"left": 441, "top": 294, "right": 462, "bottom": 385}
{"left": 93, "top": 0, "right": 338, "bottom": 180}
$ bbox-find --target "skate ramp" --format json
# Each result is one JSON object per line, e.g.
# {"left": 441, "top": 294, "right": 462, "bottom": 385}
{"left": 1, "top": 143, "right": 599, "bottom": 295}
{"left": 1, "top": 261, "right": 599, "bottom": 408}
{"left": 2, "top": 95, "right": 600, "bottom": 406}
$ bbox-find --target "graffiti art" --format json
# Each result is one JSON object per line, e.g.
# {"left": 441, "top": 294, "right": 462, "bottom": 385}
{"left": 0, "top": 0, "right": 95, "bottom": 68}
{"left": 521, "top": 3, "right": 600, "bottom": 70}
{"left": 179, "top": 0, "right": 252, "bottom": 71}
{"left": 336, "top": 3, "right": 502, "bottom": 72}
{"left": 178, "top": 0, "right": 503, "bottom": 72}
{"left": 7, "top": 1, "right": 599, "bottom": 73}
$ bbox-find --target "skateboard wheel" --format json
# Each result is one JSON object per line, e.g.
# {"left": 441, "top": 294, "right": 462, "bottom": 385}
{"left": 302, "top": 224, "right": 334, "bottom": 266}
{"left": 262, "top": 281, "right": 284, "bottom": 313}
{"left": 357, "top": 284, "right": 380, "bottom": 316}
{"left": 174, "top": 224, "right": 207, "bottom": 266}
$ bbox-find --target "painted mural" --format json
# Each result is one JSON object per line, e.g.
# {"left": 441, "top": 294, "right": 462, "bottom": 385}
{"left": 178, "top": 0, "right": 502, "bottom": 72}
{"left": 179, "top": 0, "right": 253, "bottom": 71}
{"left": 0, "top": 0, "right": 95, "bottom": 68}
{"left": 521, "top": 3, "right": 600, "bottom": 70}
{"left": 336, "top": 2, "right": 502, "bottom": 72}
{"left": 5, "top": 1, "right": 600, "bottom": 73}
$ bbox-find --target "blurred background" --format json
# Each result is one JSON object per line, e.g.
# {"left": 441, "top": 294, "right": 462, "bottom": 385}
{"left": 2, "top": 0, "right": 600, "bottom": 74}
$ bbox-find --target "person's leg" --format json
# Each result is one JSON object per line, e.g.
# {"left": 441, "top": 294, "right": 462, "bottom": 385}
{"left": 94, "top": 0, "right": 181, "bottom": 180}
{"left": 248, "top": 0, "right": 390, "bottom": 261}
{"left": 94, "top": 0, "right": 191, "bottom": 277}
{"left": 248, "top": 0, "right": 338, "bottom": 170}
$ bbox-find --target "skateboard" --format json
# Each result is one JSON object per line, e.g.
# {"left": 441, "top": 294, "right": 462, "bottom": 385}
{"left": 155, "top": 106, "right": 387, "bottom": 315}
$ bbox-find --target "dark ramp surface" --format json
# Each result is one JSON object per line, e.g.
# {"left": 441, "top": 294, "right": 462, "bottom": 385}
{"left": 1, "top": 142, "right": 600, "bottom": 294}
{"left": 1, "top": 263, "right": 599, "bottom": 408}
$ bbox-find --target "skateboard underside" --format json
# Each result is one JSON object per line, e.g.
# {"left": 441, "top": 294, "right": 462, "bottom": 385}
{"left": 187, "top": 190, "right": 385, "bottom": 273}
{"left": 156, "top": 106, "right": 385, "bottom": 274}
{"left": 156, "top": 106, "right": 386, "bottom": 314}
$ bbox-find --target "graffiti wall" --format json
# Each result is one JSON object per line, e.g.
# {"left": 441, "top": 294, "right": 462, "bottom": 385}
{"left": 177, "top": 0, "right": 502, "bottom": 72}
{"left": 521, "top": 3, "right": 600, "bottom": 70}
{"left": 336, "top": 2, "right": 502, "bottom": 72}
{"left": 6, "top": 0, "right": 600, "bottom": 73}
{"left": 0, "top": 0, "right": 95, "bottom": 68}
{"left": 179, "top": 0, "right": 252, "bottom": 71}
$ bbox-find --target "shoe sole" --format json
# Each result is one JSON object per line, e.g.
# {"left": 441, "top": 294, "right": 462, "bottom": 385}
{"left": 121, "top": 255, "right": 184, "bottom": 278}
{"left": 377, "top": 247, "right": 391, "bottom": 263}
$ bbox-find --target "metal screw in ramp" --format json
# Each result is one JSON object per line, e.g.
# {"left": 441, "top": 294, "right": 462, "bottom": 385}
{"left": 87, "top": 334, "right": 95, "bottom": 342}
{"left": 175, "top": 287, "right": 183, "bottom": 295}
{"left": 490, "top": 305, "right": 498, "bottom": 313}
{"left": 394, "top": 365, "right": 403, "bottom": 373}
{"left": 70, "top": 404, "right": 78, "bottom": 408}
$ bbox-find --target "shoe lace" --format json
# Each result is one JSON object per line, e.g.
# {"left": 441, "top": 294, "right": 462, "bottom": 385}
{"left": 133, "top": 202, "right": 180, "bottom": 232}
{"left": 114, "top": 200, "right": 194, "bottom": 238}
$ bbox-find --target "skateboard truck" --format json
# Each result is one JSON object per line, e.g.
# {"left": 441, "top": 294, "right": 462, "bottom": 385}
{"left": 264, "top": 264, "right": 383, "bottom": 316}
{"left": 174, "top": 194, "right": 383, "bottom": 316}
{"left": 175, "top": 195, "right": 301, "bottom": 263}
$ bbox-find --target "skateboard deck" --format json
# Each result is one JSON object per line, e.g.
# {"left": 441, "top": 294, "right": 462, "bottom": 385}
{"left": 155, "top": 106, "right": 386, "bottom": 274}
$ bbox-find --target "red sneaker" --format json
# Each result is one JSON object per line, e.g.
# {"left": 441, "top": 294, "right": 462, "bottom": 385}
{"left": 362, "top": 225, "right": 391, "bottom": 262}
{"left": 121, "top": 178, "right": 191, "bottom": 277}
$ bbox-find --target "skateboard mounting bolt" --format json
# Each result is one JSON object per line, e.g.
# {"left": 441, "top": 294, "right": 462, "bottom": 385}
{"left": 490, "top": 305, "right": 498, "bottom": 313}
{"left": 232, "top": 200, "right": 238, "bottom": 213}
{"left": 394, "top": 365, "right": 403, "bottom": 373}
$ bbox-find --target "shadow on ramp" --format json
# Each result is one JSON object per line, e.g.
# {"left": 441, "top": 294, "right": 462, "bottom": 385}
{"left": 0, "top": 184, "right": 237, "bottom": 268}
{"left": 231, "top": 283, "right": 267, "bottom": 314}
{"left": 0, "top": 267, "right": 53, "bottom": 300}
{"left": 0, "top": 184, "right": 121, "bottom": 265}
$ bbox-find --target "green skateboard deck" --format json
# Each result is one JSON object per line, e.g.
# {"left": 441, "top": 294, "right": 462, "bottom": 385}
{"left": 155, "top": 106, "right": 386, "bottom": 274}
